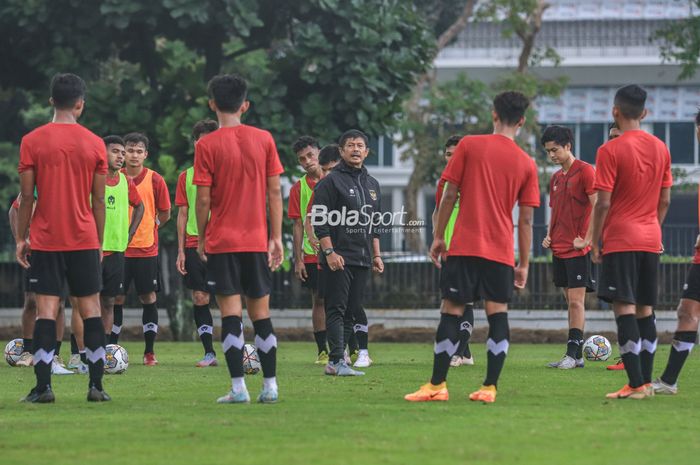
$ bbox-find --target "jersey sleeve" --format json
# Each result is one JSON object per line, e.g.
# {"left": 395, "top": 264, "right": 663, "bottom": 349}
{"left": 18, "top": 136, "right": 35, "bottom": 173}
{"left": 288, "top": 182, "right": 301, "bottom": 219}
{"left": 175, "top": 172, "right": 188, "bottom": 207}
{"left": 441, "top": 143, "right": 466, "bottom": 187}
{"left": 127, "top": 177, "right": 142, "bottom": 207}
{"left": 662, "top": 146, "right": 673, "bottom": 188}
{"left": 152, "top": 173, "right": 171, "bottom": 211}
{"left": 266, "top": 132, "right": 284, "bottom": 177}
{"left": 95, "top": 141, "right": 108, "bottom": 175}
{"left": 582, "top": 163, "right": 596, "bottom": 196}
{"left": 518, "top": 159, "right": 541, "bottom": 207}
{"left": 594, "top": 146, "right": 616, "bottom": 192}
{"left": 193, "top": 141, "right": 213, "bottom": 187}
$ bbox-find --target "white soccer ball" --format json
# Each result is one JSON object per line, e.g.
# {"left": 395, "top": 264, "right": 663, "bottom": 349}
{"left": 104, "top": 344, "right": 129, "bottom": 374}
{"left": 583, "top": 335, "right": 612, "bottom": 361}
{"left": 243, "top": 343, "right": 261, "bottom": 375}
{"left": 4, "top": 338, "right": 24, "bottom": 366}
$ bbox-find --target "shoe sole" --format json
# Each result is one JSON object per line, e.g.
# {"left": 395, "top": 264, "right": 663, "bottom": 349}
{"left": 469, "top": 396, "right": 495, "bottom": 403}
{"left": 405, "top": 395, "right": 448, "bottom": 402}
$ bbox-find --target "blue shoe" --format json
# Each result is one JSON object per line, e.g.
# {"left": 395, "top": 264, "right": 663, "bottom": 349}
{"left": 257, "top": 387, "right": 279, "bottom": 404}
{"left": 216, "top": 389, "right": 250, "bottom": 404}
{"left": 324, "top": 360, "right": 365, "bottom": 376}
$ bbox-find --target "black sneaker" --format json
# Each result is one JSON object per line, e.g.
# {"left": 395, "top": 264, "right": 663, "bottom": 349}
{"left": 21, "top": 386, "right": 55, "bottom": 403}
{"left": 87, "top": 387, "right": 112, "bottom": 402}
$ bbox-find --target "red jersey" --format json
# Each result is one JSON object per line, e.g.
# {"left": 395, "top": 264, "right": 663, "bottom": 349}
{"left": 594, "top": 130, "right": 672, "bottom": 255}
{"left": 175, "top": 171, "right": 198, "bottom": 248}
{"left": 18, "top": 122, "right": 107, "bottom": 251}
{"left": 124, "top": 167, "right": 171, "bottom": 258}
{"left": 288, "top": 178, "right": 318, "bottom": 264}
{"left": 549, "top": 159, "right": 596, "bottom": 258}
{"left": 193, "top": 125, "right": 284, "bottom": 254}
{"left": 442, "top": 134, "right": 541, "bottom": 266}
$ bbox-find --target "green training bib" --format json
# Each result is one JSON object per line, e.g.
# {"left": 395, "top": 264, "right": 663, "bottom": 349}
{"left": 103, "top": 172, "right": 130, "bottom": 252}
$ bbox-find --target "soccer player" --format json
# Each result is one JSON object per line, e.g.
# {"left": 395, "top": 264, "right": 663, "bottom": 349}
{"left": 70, "top": 136, "right": 145, "bottom": 367}
{"left": 288, "top": 136, "right": 328, "bottom": 364}
{"left": 405, "top": 91, "right": 540, "bottom": 403}
{"left": 194, "top": 74, "right": 284, "bottom": 403}
{"left": 114, "top": 132, "right": 171, "bottom": 365}
{"left": 432, "top": 135, "right": 474, "bottom": 368}
{"left": 651, "top": 109, "right": 700, "bottom": 395}
{"left": 9, "top": 194, "right": 74, "bottom": 375}
{"left": 175, "top": 119, "right": 219, "bottom": 367}
{"left": 541, "top": 125, "right": 597, "bottom": 369}
{"left": 590, "top": 85, "right": 672, "bottom": 399}
{"left": 16, "top": 72, "right": 110, "bottom": 402}
{"left": 311, "top": 129, "right": 384, "bottom": 375}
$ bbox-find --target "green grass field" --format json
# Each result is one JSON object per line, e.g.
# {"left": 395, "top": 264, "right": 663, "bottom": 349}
{"left": 1, "top": 342, "right": 699, "bottom": 465}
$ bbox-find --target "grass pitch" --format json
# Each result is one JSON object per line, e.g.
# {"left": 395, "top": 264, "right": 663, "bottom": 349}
{"left": 1, "top": 342, "right": 698, "bottom": 465}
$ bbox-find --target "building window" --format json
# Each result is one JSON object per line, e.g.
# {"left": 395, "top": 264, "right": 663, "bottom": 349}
{"left": 669, "top": 122, "right": 696, "bottom": 164}
{"left": 579, "top": 123, "right": 604, "bottom": 163}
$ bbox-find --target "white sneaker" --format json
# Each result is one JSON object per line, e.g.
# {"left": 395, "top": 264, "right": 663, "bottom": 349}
{"left": 343, "top": 350, "right": 352, "bottom": 365}
{"left": 461, "top": 356, "right": 474, "bottom": 366}
{"left": 52, "top": 359, "right": 75, "bottom": 375}
{"left": 353, "top": 350, "right": 372, "bottom": 368}
{"left": 651, "top": 377, "right": 678, "bottom": 395}
{"left": 547, "top": 355, "right": 576, "bottom": 370}
{"left": 450, "top": 355, "right": 463, "bottom": 367}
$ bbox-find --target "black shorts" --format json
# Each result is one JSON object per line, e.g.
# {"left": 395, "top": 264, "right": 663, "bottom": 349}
{"left": 598, "top": 252, "right": 659, "bottom": 305}
{"left": 206, "top": 252, "right": 271, "bottom": 298}
{"left": 301, "top": 263, "right": 319, "bottom": 290}
{"left": 681, "top": 263, "right": 700, "bottom": 302}
{"left": 101, "top": 252, "right": 125, "bottom": 297}
{"left": 28, "top": 250, "right": 102, "bottom": 297}
{"left": 184, "top": 248, "right": 208, "bottom": 293}
{"left": 440, "top": 256, "right": 514, "bottom": 304}
{"left": 552, "top": 254, "right": 596, "bottom": 292}
{"left": 123, "top": 256, "right": 161, "bottom": 296}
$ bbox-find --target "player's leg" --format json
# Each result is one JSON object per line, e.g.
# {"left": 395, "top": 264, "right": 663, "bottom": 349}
{"left": 324, "top": 265, "right": 363, "bottom": 376}
{"left": 67, "top": 250, "right": 109, "bottom": 401}
{"left": 17, "top": 292, "right": 36, "bottom": 367}
{"left": 557, "top": 286, "right": 585, "bottom": 369}
{"left": 405, "top": 256, "right": 471, "bottom": 402}
{"left": 635, "top": 252, "right": 660, "bottom": 390}
{"left": 111, "top": 257, "right": 130, "bottom": 345}
{"left": 50, "top": 301, "right": 73, "bottom": 375}
{"left": 311, "top": 290, "right": 328, "bottom": 363}
{"left": 185, "top": 248, "right": 216, "bottom": 366}
{"left": 451, "top": 303, "right": 474, "bottom": 367}
{"left": 100, "top": 252, "right": 125, "bottom": 343}
{"left": 348, "top": 268, "right": 371, "bottom": 368}
{"left": 68, "top": 306, "right": 88, "bottom": 373}
{"left": 134, "top": 257, "right": 160, "bottom": 365}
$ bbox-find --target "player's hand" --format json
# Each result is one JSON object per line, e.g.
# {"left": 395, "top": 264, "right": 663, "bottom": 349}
{"left": 268, "top": 238, "right": 284, "bottom": 271}
{"left": 309, "top": 236, "right": 320, "bottom": 253}
{"left": 591, "top": 244, "right": 602, "bottom": 264}
{"left": 542, "top": 235, "right": 551, "bottom": 249}
{"left": 514, "top": 264, "right": 528, "bottom": 289}
{"left": 99, "top": 247, "right": 104, "bottom": 263}
{"left": 660, "top": 242, "right": 665, "bottom": 254}
{"left": 294, "top": 260, "right": 307, "bottom": 281}
{"left": 327, "top": 252, "right": 345, "bottom": 272}
{"left": 429, "top": 238, "right": 446, "bottom": 268}
{"left": 573, "top": 236, "right": 589, "bottom": 250}
{"left": 197, "top": 241, "right": 208, "bottom": 263}
{"left": 372, "top": 256, "right": 384, "bottom": 274}
{"left": 16, "top": 239, "right": 30, "bottom": 269}
{"left": 176, "top": 250, "right": 187, "bottom": 275}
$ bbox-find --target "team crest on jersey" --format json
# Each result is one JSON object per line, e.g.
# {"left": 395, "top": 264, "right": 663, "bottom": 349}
{"left": 108, "top": 195, "right": 115, "bottom": 205}
{"left": 369, "top": 190, "right": 377, "bottom": 201}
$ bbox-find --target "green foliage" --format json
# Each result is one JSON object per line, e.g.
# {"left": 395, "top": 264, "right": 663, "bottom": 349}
{"left": 655, "top": 1, "right": 700, "bottom": 81}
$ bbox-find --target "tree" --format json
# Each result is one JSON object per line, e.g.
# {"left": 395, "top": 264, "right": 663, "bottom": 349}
{"left": 655, "top": 0, "right": 700, "bottom": 80}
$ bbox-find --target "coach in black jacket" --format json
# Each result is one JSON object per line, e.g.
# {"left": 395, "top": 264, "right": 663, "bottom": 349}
{"left": 311, "top": 129, "right": 384, "bottom": 375}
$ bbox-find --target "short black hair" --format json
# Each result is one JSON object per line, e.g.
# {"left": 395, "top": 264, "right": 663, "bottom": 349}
{"left": 192, "top": 119, "right": 218, "bottom": 141}
{"left": 493, "top": 91, "right": 530, "bottom": 126}
{"left": 293, "top": 136, "right": 320, "bottom": 154}
{"left": 614, "top": 85, "right": 647, "bottom": 119}
{"left": 207, "top": 74, "right": 247, "bottom": 113}
{"left": 338, "top": 129, "right": 369, "bottom": 148}
{"left": 103, "top": 135, "right": 125, "bottom": 147}
{"left": 540, "top": 125, "right": 573, "bottom": 148}
{"left": 695, "top": 108, "right": 700, "bottom": 127}
{"left": 50, "top": 73, "right": 86, "bottom": 110}
{"left": 444, "top": 135, "right": 462, "bottom": 148}
{"left": 319, "top": 144, "right": 341, "bottom": 165}
{"left": 123, "top": 132, "right": 149, "bottom": 150}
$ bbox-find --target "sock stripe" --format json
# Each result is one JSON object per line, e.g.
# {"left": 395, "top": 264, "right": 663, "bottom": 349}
{"left": 672, "top": 340, "right": 695, "bottom": 353}
{"left": 222, "top": 333, "right": 244, "bottom": 352}
{"left": 85, "top": 347, "right": 106, "bottom": 364}
{"left": 33, "top": 349, "right": 54, "bottom": 365}
{"left": 434, "top": 339, "right": 459, "bottom": 356}
{"left": 619, "top": 339, "right": 641, "bottom": 355}
{"left": 353, "top": 324, "right": 369, "bottom": 333}
{"left": 197, "top": 325, "right": 214, "bottom": 336}
{"left": 487, "top": 338, "right": 509, "bottom": 356}
{"left": 641, "top": 338, "right": 657, "bottom": 353}
{"left": 143, "top": 323, "right": 158, "bottom": 333}
{"left": 255, "top": 334, "right": 278, "bottom": 353}
{"left": 460, "top": 321, "right": 473, "bottom": 334}
{"left": 111, "top": 325, "right": 122, "bottom": 335}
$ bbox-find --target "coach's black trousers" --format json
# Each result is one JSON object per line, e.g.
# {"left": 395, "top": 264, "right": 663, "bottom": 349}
{"left": 324, "top": 265, "right": 369, "bottom": 363}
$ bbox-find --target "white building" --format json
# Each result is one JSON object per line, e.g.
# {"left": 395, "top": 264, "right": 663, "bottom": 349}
{"left": 367, "top": 0, "right": 700, "bottom": 252}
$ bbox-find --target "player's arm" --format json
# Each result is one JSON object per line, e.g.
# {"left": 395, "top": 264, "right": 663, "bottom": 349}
{"left": 657, "top": 187, "right": 671, "bottom": 225}
{"left": 157, "top": 208, "right": 170, "bottom": 226}
{"left": 372, "top": 237, "right": 384, "bottom": 274}
{"left": 292, "top": 218, "right": 306, "bottom": 280}
{"left": 8, "top": 202, "right": 18, "bottom": 241}
{"left": 430, "top": 182, "right": 458, "bottom": 267}
{"left": 590, "top": 190, "right": 611, "bottom": 263}
{"left": 515, "top": 206, "right": 534, "bottom": 289}
{"left": 129, "top": 203, "right": 144, "bottom": 244}
{"left": 175, "top": 205, "right": 188, "bottom": 275}
{"left": 92, "top": 173, "right": 107, "bottom": 257}
{"left": 267, "top": 174, "right": 284, "bottom": 271}
{"left": 573, "top": 192, "right": 598, "bottom": 250}
{"left": 15, "top": 172, "right": 36, "bottom": 268}
{"left": 195, "top": 185, "right": 211, "bottom": 260}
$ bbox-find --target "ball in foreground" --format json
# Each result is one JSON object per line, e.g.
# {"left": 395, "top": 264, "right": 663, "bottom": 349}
{"left": 243, "top": 343, "right": 261, "bottom": 375}
{"left": 583, "top": 335, "right": 612, "bottom": 361}
{"left": 4, "top": 338, "right": 24, "bottom": 366}
{"left": 105, "top": 344, "right": 129, "bottom": 374}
